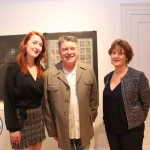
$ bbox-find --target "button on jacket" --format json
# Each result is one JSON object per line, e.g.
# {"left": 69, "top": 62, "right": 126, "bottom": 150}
{"left": 42, "top": 61, "right": 98, "bottom": 150}
{"left": 104, "top": 67, "right": 150, "bottom": 129}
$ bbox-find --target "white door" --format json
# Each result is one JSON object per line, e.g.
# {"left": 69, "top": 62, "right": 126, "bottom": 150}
{"left": 121, "top": 4, "right": 150, "bottom": 150}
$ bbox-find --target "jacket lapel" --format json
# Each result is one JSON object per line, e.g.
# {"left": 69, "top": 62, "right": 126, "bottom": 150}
{"left": 54, "top": 61, "right": 86, "bottom": 85}
{"left": 54, "top": 61, "right": 69, "bottom": 86}
{"left": 76, "top": 61, "right": 86, "bottom": 83}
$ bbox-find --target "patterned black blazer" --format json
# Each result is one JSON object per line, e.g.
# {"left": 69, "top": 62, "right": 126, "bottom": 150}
{"left": 104, "top": 67, "right": 150, "bottom": 129}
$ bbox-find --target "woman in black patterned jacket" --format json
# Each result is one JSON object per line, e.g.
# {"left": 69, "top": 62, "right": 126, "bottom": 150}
{"left": 103, "top": 39, "right": 150, "bottom": 150}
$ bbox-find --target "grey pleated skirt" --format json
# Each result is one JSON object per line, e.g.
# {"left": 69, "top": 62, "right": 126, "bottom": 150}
{"left": 11, "top": 106, "right": 46, "bottom": 149}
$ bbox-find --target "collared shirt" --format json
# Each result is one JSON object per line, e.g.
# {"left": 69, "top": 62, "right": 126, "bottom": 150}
{"left": 63, "top": 68, "right": 80, "bottom": 139}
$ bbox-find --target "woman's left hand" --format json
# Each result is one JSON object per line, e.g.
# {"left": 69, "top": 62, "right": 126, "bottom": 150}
{"left": 10, "top": 131, "right": 21, "bottom": 145}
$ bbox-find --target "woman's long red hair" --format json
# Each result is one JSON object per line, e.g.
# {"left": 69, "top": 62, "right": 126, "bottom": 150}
{"left": 16, "top": 31, "right": 46, "bottom": 78}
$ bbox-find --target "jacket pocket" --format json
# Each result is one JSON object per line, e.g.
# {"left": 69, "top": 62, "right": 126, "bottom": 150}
{"left": 129, "top": 105, "right": 143, "bottom": 113}
{"left": 47, "top": 85, "right": 59, "bottom": 101}
{"left": 128, "top": 105, "right": 145, "bottom": 124}
{"left": 84, "top": 79, "right": 93, "bottom": 94}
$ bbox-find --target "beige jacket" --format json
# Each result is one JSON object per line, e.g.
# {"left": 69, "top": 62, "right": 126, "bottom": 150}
{"left": 42, "top": 61, "right": 98, "bottom": 150}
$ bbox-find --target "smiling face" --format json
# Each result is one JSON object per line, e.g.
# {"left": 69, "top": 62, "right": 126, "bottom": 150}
{"left": 25, "top": 34, "right": 43, "bottom": 59}
{"left": 59, "top": 41, "right": 79, "bottom": 67}
{"left": 110, "top": 46, "right": 128, "bottom": 67}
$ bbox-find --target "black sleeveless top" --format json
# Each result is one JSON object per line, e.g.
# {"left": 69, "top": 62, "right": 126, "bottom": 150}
{"left": 103, "top": 77, "right": 128, "bottom": 134}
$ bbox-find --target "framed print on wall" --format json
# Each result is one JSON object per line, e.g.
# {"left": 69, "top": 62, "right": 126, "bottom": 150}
{"left": 0, "top": 34, "right": 25, "bottom": 106}
{"left": 44, "top": 31, "right": 98, "bottom": 80}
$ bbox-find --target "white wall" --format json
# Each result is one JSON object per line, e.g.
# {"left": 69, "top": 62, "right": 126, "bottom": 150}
{"left": 0, "top": 0, "right": 150, "bottom": 149}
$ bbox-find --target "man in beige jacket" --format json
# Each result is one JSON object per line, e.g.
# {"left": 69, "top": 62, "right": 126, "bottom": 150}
{"left": 42, "top": 35, "right": 98, "bottom": 150}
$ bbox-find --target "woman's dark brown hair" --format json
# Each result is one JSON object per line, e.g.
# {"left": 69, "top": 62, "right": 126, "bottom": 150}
{"left": 16, "top": 31, "right": 46, "bottom": 78}
{"left": 108, "top": 39, "right": 134, "bottom": 63}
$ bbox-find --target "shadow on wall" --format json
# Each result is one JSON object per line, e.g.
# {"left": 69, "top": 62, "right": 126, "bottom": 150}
{"left": 93, "top": 122, "right": 109, "bottom": 149}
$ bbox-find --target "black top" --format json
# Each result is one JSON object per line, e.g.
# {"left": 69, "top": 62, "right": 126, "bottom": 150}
{"left": 103, "top": 77, "right": 128, "bottom": 134}
{"left": 3, "top": 62, "right": 44, "bottom": 132}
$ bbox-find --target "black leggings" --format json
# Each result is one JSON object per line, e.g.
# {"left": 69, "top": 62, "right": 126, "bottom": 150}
{"left": 105, "top": 123, "right": 145, "bottom": 150}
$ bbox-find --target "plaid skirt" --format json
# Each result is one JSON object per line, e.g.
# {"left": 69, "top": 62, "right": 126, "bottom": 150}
{"left": 11, "top": 106, "right": 46, "bottom": 149}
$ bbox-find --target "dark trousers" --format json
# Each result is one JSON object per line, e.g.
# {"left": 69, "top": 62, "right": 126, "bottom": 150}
{"left": 70, "top": 139, "right": 90, "bottom": 150}
{"left": 105, "top": 123, "right": 145, "bottom": 150}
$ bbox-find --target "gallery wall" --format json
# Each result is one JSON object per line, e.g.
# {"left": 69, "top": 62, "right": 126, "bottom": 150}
{"left": 0, "top": 0, "right": 150, "bottom": 149}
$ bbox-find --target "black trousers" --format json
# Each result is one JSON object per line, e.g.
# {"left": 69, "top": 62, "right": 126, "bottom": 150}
{"left": 105, "top": 123, "right": 145, "bottom": 150}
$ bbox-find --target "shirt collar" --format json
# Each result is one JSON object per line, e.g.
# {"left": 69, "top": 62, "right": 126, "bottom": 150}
{"left": 63, "top": 68, "right": 77, "bottom": 75}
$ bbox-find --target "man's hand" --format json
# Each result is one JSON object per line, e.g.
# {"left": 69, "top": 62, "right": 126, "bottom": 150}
{"left": 53, "top": 136, "right": 58, "bottom": 141}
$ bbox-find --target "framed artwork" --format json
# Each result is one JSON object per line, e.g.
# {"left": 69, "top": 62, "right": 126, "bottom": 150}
{"left": 0, "top": 34, "right": 25, "bottom": 102}
{"left": 0, "top": 31, "right": 98, "bottom": 107}
{"left": 44, "top": 31, "right": 98, "bottom": 80}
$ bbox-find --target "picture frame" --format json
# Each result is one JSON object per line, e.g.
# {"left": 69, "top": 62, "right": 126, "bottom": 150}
{"left": 0, "top": 34, "right": 25, "bottom": 105}
{"left": 0, "top": 31, "right": 98, "bottom": 109}
{"left": 44, "top": 31, "right": 98, "bottom": 80}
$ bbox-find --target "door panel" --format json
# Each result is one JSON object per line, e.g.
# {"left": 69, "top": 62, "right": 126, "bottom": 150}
{"left": 121, "top": 4, "right": 150, "bottom": 149}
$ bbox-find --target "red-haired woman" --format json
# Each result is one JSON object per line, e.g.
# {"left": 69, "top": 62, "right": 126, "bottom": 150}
{"left": 4, "top": 31, "right": 46, "bottom": 150}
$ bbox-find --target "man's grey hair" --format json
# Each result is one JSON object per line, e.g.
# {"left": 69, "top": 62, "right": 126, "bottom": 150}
{"left": 58, "top": 35, "right": 78, "bottom": 49}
